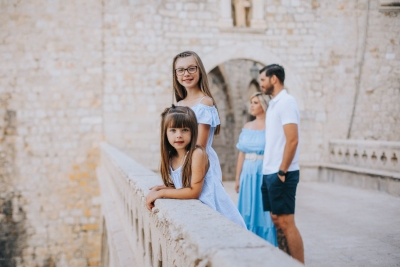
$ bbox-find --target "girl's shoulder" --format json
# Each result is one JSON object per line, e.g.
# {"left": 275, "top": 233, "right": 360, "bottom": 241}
{"left": 192, "top": 146, "right": 209, "bottom": 170}
{"left": 192, "top": 146, "right": 208, "bottom": 162}
{"left": 191, "top": 100, "right": 220, "bottom": 127}
{"left": 193, "top": 146, "right": 207, "bottom": 157}
{"left": 199, "top": 96, "right": 213, "bottom": 107}
{"left": 179, "top": 96, "right": 213, "bottom": 108}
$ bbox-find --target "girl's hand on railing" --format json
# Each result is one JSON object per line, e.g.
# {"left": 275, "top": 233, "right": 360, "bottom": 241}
{"left": 146, "top": 190, "right": 161, "bottom": 211}
{"left": 149, "top": 185, "right": 167, "bottom": 191}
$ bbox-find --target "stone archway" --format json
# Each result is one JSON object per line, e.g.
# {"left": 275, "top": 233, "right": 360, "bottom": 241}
{"left": 208, "top": 59, "right": 264, "bottom": 180}
{"left": 203, "top": 45, "right": 306, "bottom": 180}
{"left": 202, "top": 44, "right": 305, "bottom": 111}
{"left": 202, "top": 45, "right": 305, "bottom": 180}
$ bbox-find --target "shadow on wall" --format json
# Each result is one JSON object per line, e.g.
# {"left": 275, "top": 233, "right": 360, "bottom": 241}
{"left": 0, "top": 194, "right": 27, "bottom": 267}
{"left": 0, "top": 94, "right": 27, "bottom": 267}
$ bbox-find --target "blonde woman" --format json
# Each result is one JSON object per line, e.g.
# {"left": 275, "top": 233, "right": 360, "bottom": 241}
{"left": 235, "top": 92, "right": 277, "bottom": 245}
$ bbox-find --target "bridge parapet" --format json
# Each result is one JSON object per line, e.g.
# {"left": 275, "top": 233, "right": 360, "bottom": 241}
{"left": 97, "top": 143, "right": 303, "bottom": 267}
{"left": 328, "top": 139, "right": 400, "bottom": 174}
{"left": 301, "top": 140, "right": 400, "bottom": 196}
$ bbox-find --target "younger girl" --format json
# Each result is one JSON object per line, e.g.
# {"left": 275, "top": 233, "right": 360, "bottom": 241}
{"left": 172, "top": 51, "right": 222, "bottom": 181}
{"left": 146, "top": 105, "right": 246, "bottom": 228}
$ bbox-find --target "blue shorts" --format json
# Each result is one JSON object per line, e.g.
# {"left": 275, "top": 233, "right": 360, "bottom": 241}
{"left": 261, "top": 170, "right": 299, "bottom": 215}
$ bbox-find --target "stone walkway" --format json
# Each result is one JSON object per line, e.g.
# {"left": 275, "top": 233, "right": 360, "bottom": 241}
{"left": 223, "top": 181, "right": 400, "bottom": 267}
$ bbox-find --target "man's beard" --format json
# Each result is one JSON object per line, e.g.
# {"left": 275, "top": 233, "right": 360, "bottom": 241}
{"left": 265, "top": 84, "right": 274, "bottom": 95}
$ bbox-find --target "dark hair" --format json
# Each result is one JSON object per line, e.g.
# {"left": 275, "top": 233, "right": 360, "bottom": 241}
{"left": 160, "top": 105, "right": 199, "bottom": 188}
{"left": 259, "top": 64, "right": 285, "bottom": 84}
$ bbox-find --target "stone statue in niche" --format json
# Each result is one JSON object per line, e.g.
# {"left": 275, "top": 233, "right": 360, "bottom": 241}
{"left": 232, "top": 0, "right": 251, "bottom": 27}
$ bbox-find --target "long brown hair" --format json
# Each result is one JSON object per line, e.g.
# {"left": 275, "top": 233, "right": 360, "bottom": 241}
{"left": 172, "top": 51, "right": 221, "bottom": 135}
{"left": 160, "top": 105, "right": 200, "bottom": 188}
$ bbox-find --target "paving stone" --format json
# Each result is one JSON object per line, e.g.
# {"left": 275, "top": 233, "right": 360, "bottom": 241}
{"left": 225, "top": 181, "right": 400, "bottom": 267}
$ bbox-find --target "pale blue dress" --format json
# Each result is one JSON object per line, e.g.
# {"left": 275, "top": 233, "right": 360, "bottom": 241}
{"left": 179, "top": 98, "right": 223, "bottom": 182}
{"left": 236, "top": 129, "right": 277, "bottom": 246}
{"left": 170, "top": 164, "right": 246, "bottom": 228}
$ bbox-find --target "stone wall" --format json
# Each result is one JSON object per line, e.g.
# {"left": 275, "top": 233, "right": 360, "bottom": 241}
{"left": 350, "top": 1, "right": 400, "bottom": 141}
{"left": 0, "top": 1, "right": 103, "bottom": 266}
{"left": 101, "top": 0, "right": 399, "bottom": 170}
{"left": 0, "top": 0, "right": 398, "bottom": 265}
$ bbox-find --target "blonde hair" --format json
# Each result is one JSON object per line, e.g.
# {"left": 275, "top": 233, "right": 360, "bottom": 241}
{"left": 250, "top": 92, "right": 268, "bottom": 112}
{"left": 172, "top": 51, "right": 221, "bottom": 135}
{"left": 160, "top": 105, "right": 200, "bottom": 188}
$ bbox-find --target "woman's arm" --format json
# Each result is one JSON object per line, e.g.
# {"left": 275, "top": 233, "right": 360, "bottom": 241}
{"left": 235, "top": 122, "right": 251, "bottom": 193}
{"left": 235, "top": 151, "right": 245, "bottom": 193}
{"left": 146, "top": 149, "right": 208, "bottom": 210}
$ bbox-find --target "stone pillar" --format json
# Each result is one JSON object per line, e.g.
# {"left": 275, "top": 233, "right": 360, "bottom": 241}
{"left": 250, "top": 0, "right": 267, "bottom": 29}
{"left": 218, "top": 0, "right": 234, "bottom": 28}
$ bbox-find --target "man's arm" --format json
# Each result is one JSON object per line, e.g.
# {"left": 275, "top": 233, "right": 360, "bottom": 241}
{"left": 278, "top": 123, "right": 298, "bottom": 182}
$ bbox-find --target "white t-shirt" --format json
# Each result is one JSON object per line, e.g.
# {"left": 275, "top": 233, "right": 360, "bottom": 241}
{"left": 263, "top": 89, "right": 300, "bottom": 175}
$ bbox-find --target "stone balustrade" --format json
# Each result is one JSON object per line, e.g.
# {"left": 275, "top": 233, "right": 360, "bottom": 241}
{"left": 97, "top": 143, "right": 303, "bottom": 267}
{"left": 328, "top": 139, "right": 400, "bottom": 177}
{"left": 301, "top": 139, "right": 400, "bottom": 197}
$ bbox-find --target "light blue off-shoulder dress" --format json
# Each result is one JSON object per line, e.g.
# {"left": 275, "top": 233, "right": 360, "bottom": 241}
{"left": 179, "top": 98, "right": 223, "bottom": 182}
{"left": 170, "top": 164, "right": 246, "bottom": 228}
{"left": 236, "top": 129, "right": 277, "bottom": 245}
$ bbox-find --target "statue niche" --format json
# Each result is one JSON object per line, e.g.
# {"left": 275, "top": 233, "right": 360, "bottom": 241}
{"left": 232, "top": 0, "right": 251, "bottom": 27}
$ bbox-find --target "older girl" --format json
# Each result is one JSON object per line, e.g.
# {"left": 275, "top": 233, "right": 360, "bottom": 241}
{"left": 172, "top": 51, "right": 223, "bottom": 181}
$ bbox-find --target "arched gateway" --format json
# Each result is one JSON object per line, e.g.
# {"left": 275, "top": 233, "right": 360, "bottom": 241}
{"left": 199, "top": 45, "right": 305, "bottom": 180}
{"left": 202, "top": 44, "right": 305, "bottom": 111}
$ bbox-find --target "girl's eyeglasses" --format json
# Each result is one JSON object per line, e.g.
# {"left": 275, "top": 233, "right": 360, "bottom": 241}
{"left": 175, "top": 66, "right": 198, "bottom": 76}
